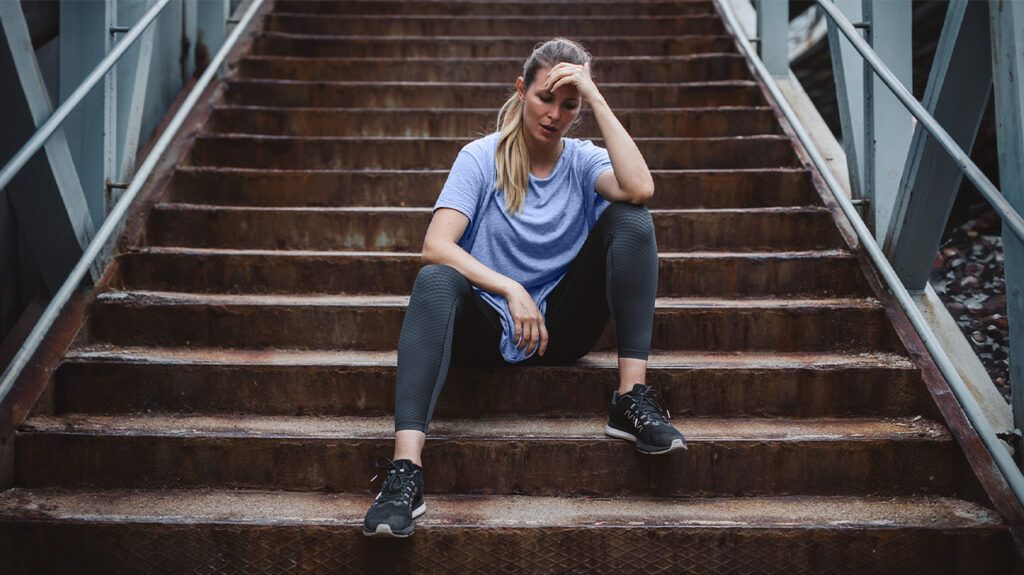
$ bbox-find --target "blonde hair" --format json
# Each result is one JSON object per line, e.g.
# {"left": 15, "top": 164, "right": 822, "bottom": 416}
{"left": 495, "top": 37, "right": 592, "bottom": 216}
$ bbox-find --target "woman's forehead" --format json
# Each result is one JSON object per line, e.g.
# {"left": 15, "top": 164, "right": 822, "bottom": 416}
{"left": 529, "top": 67, "right": 580, "bottom": 98}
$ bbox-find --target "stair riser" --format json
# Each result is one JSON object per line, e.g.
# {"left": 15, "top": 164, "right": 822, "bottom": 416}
{"left": 169, "top": 169, "right": 816, "bottom": 209}
{"left": 206, "top": 108, "right": 780, "bottom": 138}
{"left": 225, "top": 80, "right": 766, "bottom": 108}
{"left": 265, "top": 15, "right": 727, "bottom": 36}
{"left": 54, "top": 361, "right": 929, "bottom": 418}
{"left": 116, "top": 252, "right": 869, "bottom": 297}
{"left": 187, "top": 137, "right": 798, "bottom": 170}
{"left": 3, "top": 522, "right": 1010, "bottom": 575}
{"left": 274, "top": 1, "right": 717, "bottom": 16}
{"left": 86, "top": 303, "right": 901, "bottom": 352}
{"left": 254, "top": 35, "right": 735, "bottom": 58}
{"left": 238, "top": 56, "right": 749, "bottom": 83}
{"left": 15, "top": 434, "right": 959, "bottom": 496}
{"left": 146, "top": 209, "right": 842, "bottom": 251}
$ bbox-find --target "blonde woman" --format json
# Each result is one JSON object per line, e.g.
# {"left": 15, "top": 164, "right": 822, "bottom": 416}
{"left": 363, "top": 37, "right": 687, "bottom": 538}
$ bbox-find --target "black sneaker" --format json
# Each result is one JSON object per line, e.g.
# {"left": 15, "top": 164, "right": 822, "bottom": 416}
{"left": 362, "top": 458, "right": 426, "bottom": 537}
{"left": 606, "top": 383, "right": 688, "bottom": 454}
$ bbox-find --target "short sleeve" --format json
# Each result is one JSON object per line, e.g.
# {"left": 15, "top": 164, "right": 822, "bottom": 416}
{"left": 576, "top": 139, "right": 614, "bottom": 198}
{"left": 433, "top": 149, "right": 486, "bottom": 225}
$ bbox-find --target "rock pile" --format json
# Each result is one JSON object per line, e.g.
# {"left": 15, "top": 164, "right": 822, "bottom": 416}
{"left": 930, "top": 206, "right": 1010, "bottom": 401}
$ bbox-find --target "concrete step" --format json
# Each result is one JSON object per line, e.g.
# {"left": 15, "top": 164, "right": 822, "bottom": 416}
{"left": 206, "top": 106, "right": 781, "bottom": 138}
{"left": 144, "top": 206, "right": 842, "bottom": 252}
{"left": 224, "top": 79, "right": 767, "bottom": 108}
{"left": 237, "top": 54, "right": 749, "bottom": 83}
{"left": 1, "top": 489, "right": 1010, "bottom": 574}
{"left": 186, "top": 135, "right": 799, "bottom": 170}
{"left": 272, "top": 0, "right": 717, "bottom": 17}
{"left": 114, "top": 248, "right": 868, "bottom": 298}
{"left": 15, "top": 414, "right": 961, "bottom": 496}
{"left": 54, "top": 347, "right": 932, "bottom": 419}
{"left": 264, "top": 14, "right": 727, "bottom": 36}
{"left": 85, "top": 292, "right": 902, "bottom": 352}
{"left": 253, "top": 33, "right": 735, "bottom": 58}
{"left": 168, "top": 166, "right": 818, "bottom": 209}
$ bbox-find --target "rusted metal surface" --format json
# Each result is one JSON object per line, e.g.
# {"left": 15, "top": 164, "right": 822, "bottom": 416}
{"left": 114, "top": 248, "right": 868, "bottom": 297}
{"left": 187, "top": 134, "right": 799, "bottom": 170}
{"left": 16, "top": 414, "right": 960, "bottom": 496}
{"left": 0, "top": 490, "right": 1013, "bottom": 574}
{"left": 54, "top": 348, "right": 933, "bottom": 419}
{"left": 225, "top": 79, "right": 768, "bottom": 108}
{"left": 206, "top": 106, "right": 781, "bottom": 138}
{"left": 145, "top": 205, "right": 839, "bottom": 251}
{"left": 254, "top": 34, "right": 736, "bottom": 58}
{"left": 274, "top": 0, "right": 718, "bottom": 17}
{"left": 167, "top": 166, "right": 815, "bottom": 209}
{"left": 84, "top": 291, "right": 902, "bottom": 352}
{"left": 264, "top": 14, "right": 727, "bottom": 36}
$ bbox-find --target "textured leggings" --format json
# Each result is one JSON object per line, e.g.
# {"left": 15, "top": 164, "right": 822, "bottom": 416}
{"left": 394, "top": 201, "right": 658, "bottom": 432}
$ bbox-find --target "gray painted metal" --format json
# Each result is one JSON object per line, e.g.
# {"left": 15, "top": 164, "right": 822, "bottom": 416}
{"left": 716, "top": 0, "right": 1024, "bottom": 512}
{"left": 815, "top": 0, "right": 1024, "bottom": 244}
{"left": 884, "top": 0, "right": 992, "bottom": 292}
{"left": 989, "top": 0, "right": 1024, "bottom": 435}
{"left": 59, "top": 0, "right": 107, "bottom": 227}
{"left": 104, "top": 0, "right": 118, "bottom": 215}
{"left": 118, "top": 6, "right": 156, "bottom": 189}
{"left": 197, "top": 0, "right": 228, "bottom": 75}
{"left": 0, "top": 0, "right": 97, "bottom": 292}
{"left": 825, "top": 0, "right": 865, "bottom": 201}
{"left": 756, "top": 0, "right": 788, "bottom": 78}
{"left": 862, "top": 0, "right": 913, "bottom": 239}
{"left": 0, "top": 0, "right": 267, "bottom": 440}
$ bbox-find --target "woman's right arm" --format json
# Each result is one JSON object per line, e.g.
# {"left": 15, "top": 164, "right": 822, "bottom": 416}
{"left": 422, "top": 208, "right": 548, "bottom": 356}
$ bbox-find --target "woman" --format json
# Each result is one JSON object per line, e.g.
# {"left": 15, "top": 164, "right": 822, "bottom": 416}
{"left": 363, "top": 38, "right": 687, "bottom": 538}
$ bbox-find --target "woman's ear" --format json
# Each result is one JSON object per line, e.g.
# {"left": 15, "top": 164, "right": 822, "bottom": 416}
{"left": 515, "top": 76, "right": 525, "bottom": 101}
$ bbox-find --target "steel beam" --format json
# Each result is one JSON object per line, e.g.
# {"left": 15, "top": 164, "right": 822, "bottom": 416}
{"left": 119, "top": 7, "right": 156, "bottom": 188}
{"left": 884, "top": 0, "right": 992, "bottom": 291}
{"left": 196, "top": 0, "right": 228, "bottom": 75}
{"left": 59, "top": 0, "right": 107, "bottom": 227}
{"left": 825, "top": 0, "right": 865, "bottom": 201}
{"left": 862, "top": 0, "right": 913, "bottom": 239}
{"left": 756, "top": 0, "right": 788, "bottom": 78}
{"left": 989, "top": 0, "right": 1024, "bottom": 434}
{"left": 0, "top": 0, "right": 96, "bottom": 292}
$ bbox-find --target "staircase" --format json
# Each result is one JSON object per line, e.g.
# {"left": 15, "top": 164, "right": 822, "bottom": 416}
{"left": 0, "top": 0, "right": 1020, "bottom": 572}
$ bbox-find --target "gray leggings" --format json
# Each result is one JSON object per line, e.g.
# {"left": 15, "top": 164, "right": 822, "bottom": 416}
{"left": 395, "top": 201, "right": 658, "bottom": 432}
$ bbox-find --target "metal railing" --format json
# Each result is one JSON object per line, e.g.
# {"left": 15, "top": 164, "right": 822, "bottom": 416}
{"left": 0, "top": 0, "right": 267, "bottom": 408}
{"left": 714, "top": 0, "right": 1024, "bottom": 509}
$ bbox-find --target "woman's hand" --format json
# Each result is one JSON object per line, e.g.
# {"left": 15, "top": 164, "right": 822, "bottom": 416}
{"left": 504, "top": 280, "right": 548, "bottom": 356}
{"left": 544, "top": 61, "right": 603, "bottom": 105}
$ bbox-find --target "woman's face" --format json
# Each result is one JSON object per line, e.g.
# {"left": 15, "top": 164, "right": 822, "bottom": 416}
{"left": 516, "top": 66, "right": 582, "bottom": 147}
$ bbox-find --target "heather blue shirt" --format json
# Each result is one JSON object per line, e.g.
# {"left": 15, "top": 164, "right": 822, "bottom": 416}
{"left": 432, "top": 131, "right": 613, "bottom": 363}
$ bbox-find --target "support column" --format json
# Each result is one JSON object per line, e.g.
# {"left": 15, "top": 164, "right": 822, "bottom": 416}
{"left": 989, "top": 0, "right": 1024, "bottom": 434}
{"left": 884, "top": 0, "right": 992, "bottom": 291}
{"left": 756, "top": 0, "right": 788, "bottom": 78}
{"left": 826, "top": 0, "right": 866, "bottom": 201}
{"left": 0, "top": 0, "right": 95, "bottom": 293}
{"left": 862, "top": 0, "right": 913, "bottom": 239}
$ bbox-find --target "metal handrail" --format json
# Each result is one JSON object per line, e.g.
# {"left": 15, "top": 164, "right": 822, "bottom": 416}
{"left": 815, "top": 0, "right": 1024, "bottom": 245}
{"left": 713, "top": 0, "right": 1024, "bottom": 509}
{"left": 0, "top": 0, "right": 170, "bottom": 193}
{"left": 0, "top": 0, "right": 267, "bottom": 405}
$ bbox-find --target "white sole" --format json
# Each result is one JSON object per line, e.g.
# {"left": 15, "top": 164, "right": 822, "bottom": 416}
{"left": 362, "top": 502, "right": 427, "bottom": 538}
{"left": 605, "top": 424, "right": 688, "bottom": 455}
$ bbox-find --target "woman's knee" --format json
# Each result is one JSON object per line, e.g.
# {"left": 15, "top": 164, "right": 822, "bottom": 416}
{"left": 603, "top": 201, "right": 655, "bottom": 237}
{"left": 411, "top": 263, "right": 470, "bottom": 299}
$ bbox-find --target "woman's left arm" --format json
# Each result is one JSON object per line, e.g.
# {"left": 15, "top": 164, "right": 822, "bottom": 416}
{"left": 546, "top": 62, "right": 655, "bottom": 204}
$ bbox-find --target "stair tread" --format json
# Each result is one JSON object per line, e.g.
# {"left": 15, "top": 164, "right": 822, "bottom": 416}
{"left": 0, "top": 488, "right": 1002, "bottom": 529}
{"left": 19, "top": 413, "right": 948, "bottom": 441}
{"left": 153, "top": 203, "right": 828, "bottom": 214}
{"left": 65, "top": 345, "right": 914, "bottom": 369}
{"left": 127, "top": 246, "right": 853, "bottom": 259}
{"left": 226, "top": 78, "right": 760, "bottom": 88}
{"left": 95, "top": 290, "right": 882, "bottom": 309}
{"left": 242, "top": 53, "right": 741, "bottom": 63}
{"left": 195, "top": 133, "right": 789, "bottom": 143}
{"left": 258, "top": 32, "right": 732, "bottom": 42}
{"left": 213, "top": 103, "right": 773, "bottom": 113}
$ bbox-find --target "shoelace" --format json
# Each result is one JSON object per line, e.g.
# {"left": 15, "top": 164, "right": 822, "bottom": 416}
{"left": 369, "top": 458, "right": 417, "bottom": 506}
{"left": 624, "top": 385, "right": 671, "bottom": 431}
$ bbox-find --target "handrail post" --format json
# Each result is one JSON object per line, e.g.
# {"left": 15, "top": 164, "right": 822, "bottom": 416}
{"left": 755, "top": 0, "right": 789, "bottom": 78}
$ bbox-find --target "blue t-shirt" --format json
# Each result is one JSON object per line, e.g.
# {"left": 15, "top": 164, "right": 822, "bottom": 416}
{"left": 432, "top": 131, "right": 613, "bottom": 363}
